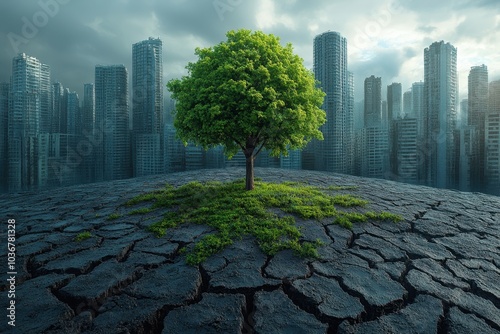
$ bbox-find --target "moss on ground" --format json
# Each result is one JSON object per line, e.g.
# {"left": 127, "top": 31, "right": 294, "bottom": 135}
{"left": 125, "top": 179, "right": 402, "bottom": 265}
{"left": 74, "top": 231, "right": 92, "bottom": 242}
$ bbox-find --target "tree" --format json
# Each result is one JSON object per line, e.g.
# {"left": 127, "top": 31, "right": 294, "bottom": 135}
{"left": 167, "top": 29, "right": 326, "bottom": 190}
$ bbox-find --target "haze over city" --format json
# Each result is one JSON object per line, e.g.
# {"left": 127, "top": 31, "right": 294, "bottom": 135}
{"left": 1, "top": 0, "right": 499, "bottom": 101}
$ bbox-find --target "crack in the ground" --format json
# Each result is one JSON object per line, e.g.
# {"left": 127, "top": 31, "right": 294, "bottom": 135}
{"left": 241, "top": 292, "right": 255, "bottom": 333}
{"left": 282, "top": 279, "right": 335, "bottom": 328}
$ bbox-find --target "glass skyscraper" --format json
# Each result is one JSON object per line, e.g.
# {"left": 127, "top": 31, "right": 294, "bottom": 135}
{"left": 423, "top": 41, "right": 458, "bottom": 189}
{"left": 468, "top": 65, "right": 488, "bottom": 192}
{"left": 362, "top": 75, "right": 388, "bottom": 179}
{"left": 95, "top": 64, "right": 131, "bottom": 181}
{"left": 310, "top": 31, "right": 353, "bottom": 174}
{"left": 364, "top": 75, "right": 382, "bottom": 128}
{"left": 132, "top": 37, "right": 164, "bottom": 177}
{"left": 8, "top": 53, "right": 51, "bottom": 191}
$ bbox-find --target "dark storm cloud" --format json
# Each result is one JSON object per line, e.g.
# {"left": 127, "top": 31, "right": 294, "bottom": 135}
{"left": 0, "top": 0, "right": 498, "bottom": 101}
{"left": 0, "top": 0, "right": 258, "bottom": 97}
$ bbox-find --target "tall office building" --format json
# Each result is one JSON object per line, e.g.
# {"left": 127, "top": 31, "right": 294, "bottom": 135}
{"left": 423, "top": 41, "right": 458, "bottom": 189}
{"left": 403, "top": 90, "right": 412, "bottom": 117}
{"left": 80, "top": 83, "right": 95, "bottom": 183}
{"left": 387, "top": 83, "right": 402, "bottom": 121}
{"left": 411, "top": 82, "right": 425, "bottom": 119}
{"left": 408, "top": 82, "right": 426, "bottom": 183}
{"left": 310, "top": 31, "right": 353, "bottom": 174}
{"left": 362, "top": 75, "right": 388, "bottom": 178}
{"left": 0, "top": 83, "right": 9, "bottom": 191}
{"left": 132, "top": 37, "right": 164, "bottom": 177}
{"left": 468, "top": 65, "right": 488, "bottom": 192}
{"left": 95, "top": 65, "right": 131, "bottom": 181}
{"left": 346, "top": 71, "right": 355, "bottom": 173}
{"left": 460, "top": 99, "right": 469, "bottom": 128}
{"left": 486, "top": 80, "right": 500, "bottom": 195}
{"left": 387, "top": 82, "right": 402, "bottom": 176}
{"left": 360, "top": 127, "right": 388, "bottom": 179}
{"left": 364, "top": 76, "right": 382, "bottom": 127}
{"left": 456, "top": 126, "right": 474, "bottom": 191}
{"left": 66, "top": 91, "right": 80, "bottom": 135}
{"left": 82, "top": 83, "right": 95, "bottom": 133}
{"left": 393, "top": 117, "right": 418, "bottom": 184}
{"left": 8, "top": 53, "right": 51, "bottom": 191}
{"left": 52, "top": 82, "right": 65, "bottom": 133}
{"left": 40, "top": 64, "right": 51, "bottom": 134}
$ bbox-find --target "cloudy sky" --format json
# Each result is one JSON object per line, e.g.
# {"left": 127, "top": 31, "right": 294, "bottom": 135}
{"left": 1, "top": 0, "right": 499, "bottom": 104}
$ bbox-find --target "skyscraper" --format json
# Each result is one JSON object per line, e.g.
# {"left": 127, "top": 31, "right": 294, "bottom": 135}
{"left": 8, "top": 53, "right": 51, "bottom": 191}
{"left": 82, "top": 83, "right": 95, "bottom": 133}
{"left": 364, "top": 75, "right": 382, "bottom": 127}
{"left": 360, "top": 127, "right": 388, "bottom": 179}
{"left": 95, "top": 65, "right": 131, "bottom": 181}
{"left": 310, "top": 31, "right": 353, "bottom": 174}
{"left": 52, "top": 82, "right": 65, "bottom": 133}
{"left": 393, "top": 117, "right": 418, "bottom": 184}
{"left": 80, "top": 83, "right": 95, "bottom": 183}
{"left": 387, "top": 82, "right": 402, "bottom": 122}
{"left": 423, "top": 41, "right": 458, "bottom": 189}
{"left": 403, "top": 90, "right": 412, "bottom": 117}
{"left": 486, "top": 80, "right": 500, "bottom": 195}
{"left": 468, "top": 65, "right": 488, "bottom": 192}
{"left": 362, "top": 75, "right": 388, "bottom": 178}
{"left": 132, "top": 37, "right": 164, "bottom": 177}
{"left": 66, "top": 91, "right": 80, "bottom": 135}
{"left": 411, "top": 82, "right": 425, "bottom": 124}
{"left": 387, "top": 82, "right": 402, "bottom": 176}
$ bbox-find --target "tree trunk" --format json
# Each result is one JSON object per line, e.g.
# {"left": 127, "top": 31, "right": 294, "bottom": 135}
{"left": 245, "top": 153, "right": 254, "bottom": 191}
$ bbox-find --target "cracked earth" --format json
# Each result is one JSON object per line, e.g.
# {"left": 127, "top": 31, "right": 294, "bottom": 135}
{"left": 1, "top": 168, "right": 499, "bottom": 333}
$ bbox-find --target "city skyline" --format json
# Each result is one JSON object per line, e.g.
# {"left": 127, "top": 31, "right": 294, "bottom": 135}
{"left": 1, "top": 0, "right": 499, "bottom": 103}
{"left": 1, "top": 36, "right": 499, "bottom": 195}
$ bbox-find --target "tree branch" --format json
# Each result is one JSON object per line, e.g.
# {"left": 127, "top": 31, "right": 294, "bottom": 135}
{"left": 254, "top": 139, "right": 267, "bottom": 157}
{"left": 230, "top": 135, "right": 245, "bottom": 151}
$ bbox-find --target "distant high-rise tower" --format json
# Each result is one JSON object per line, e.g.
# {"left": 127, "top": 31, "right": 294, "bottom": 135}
{"left": 393, "top": 117, "right": 418, "bottom": 184}
{"left": 362, "top": 75, "right": 388, "bottom": 179}
{"left": 95, "top": 65, "right": 131, "bottom": 181}
{"left": 468, "top": 65, "right": 488, "bottom": 192}
{"left": 52, "top": 82, "right": 65, "bottom": 134}
{"left": 82, "top": 83, "right": 95, "bottom": 133}
{"left": 8, "top": 53, "right": 51, "bottom": 191}
{"left": 423, "top": 41, "right": 458, "bottom": 189}
{"left": 387, "top": 82, "right": 402, "bottom": 175}
{"left": 486, "top": 80, "right": 500, "bottom": 195}
{"left": 309, "top": 31, "right": 353, "bottom": 174}
{"left": 403, "top": 90, "right": 412, "bottom": 117}
{"left": 66, "top": 91, "right": 80, "bottom": 135}
{"left": 411, "top": 82, "right": 425, "bottom": 138}
{"left": 132, "top": 37, "right": 164, "bottom": 177}
{"left": 0, "top": 83, "right": 9, "bottom": 191}
{"left": 364, "top": 75, "right": 382, "bottom": 127}
{"left": 387, "top": 82, "right": 402, "bottom": 121}
{"left": 81, "top": 83, "right": 95, "bottom": 183}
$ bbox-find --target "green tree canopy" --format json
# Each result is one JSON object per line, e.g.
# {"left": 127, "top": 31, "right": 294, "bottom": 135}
{"left": 167, "top": 29, "right": 326, "bottom": 190}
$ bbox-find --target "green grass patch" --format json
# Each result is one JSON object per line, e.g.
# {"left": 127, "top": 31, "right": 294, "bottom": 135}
{"left": 127, "top": 179, "right": 402, "bottom": 265}
{"left": 107, "top": 213, "right": 121, "bottom": 221}
{"left": 128, "top": 207, "right": 153, "bottom": 215}
{"left": 74, "top": 231, "right": 92, "bottom": 242}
